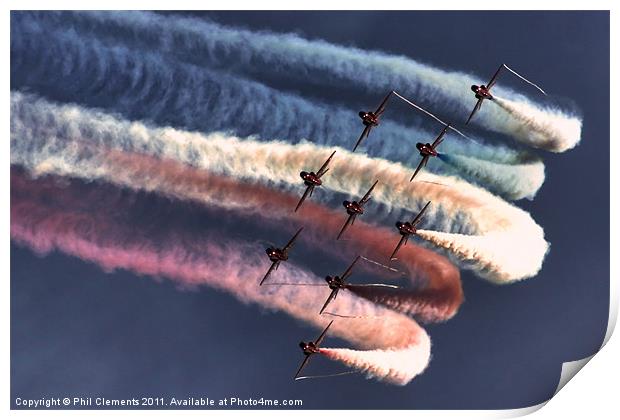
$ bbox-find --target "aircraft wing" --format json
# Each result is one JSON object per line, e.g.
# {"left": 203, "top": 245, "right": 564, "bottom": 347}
{"left": 389, "top": 235, "right": 408, "bottom": 260}
{"left": 465, "top": 98, "right": 484, "bottom": 125}
{"left": 411, "top": 201, "right": 431, "bottom": 226}
{"left": 259, "top": 261, "right": 279, "bottom": 286}
{"left": 352, "top": 283, "right": 401, "bottom": 289}
{"left": 352, "top": 125, "right": 372, "bottom": 152}
{"left": 294, "top": 354, "right": 312, "bottom": 380}
{"left": 360, "top": 180, "right": 378, "bottom": 206}
{"left": 319, "top": 289, "right": 339, "bottom": 314}
{"left": 337, "top": 213, "right": 357, "bottom": 240}
{"left": 283, "top": 227, "right": 304, "bottom": 252}
{"left": 315, "top": 320, "right": 334, "bottom": 346}
{"left": 317, "top": 150, "right": 337, "bottom": 178}
{"left": 294, "top": 186, "right": 314, "bottom": 212}
{"left": 487, "top": 64, "right": 504, "bottom": 90}
{"left": 410, "top": 156, "right": 429, "bottom": 182}
{"left": 431, "top": 125, "right": 449, "bottom": 148}
{"left": 374, "top": 91, "right": 393, "bottom": 116}
{"left": 341, "top": 255, "right": 360, "bottom": 281}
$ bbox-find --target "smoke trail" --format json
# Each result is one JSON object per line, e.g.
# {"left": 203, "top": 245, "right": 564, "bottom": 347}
{"left": 13, "top": 10, "right": 582, "bottom": 150}
{"left": 8, "top": 91, "right": 543, "bottom": 210}
{"left": 11, "top": 144, "right": 463, "bottom": 321}
{"left": 438, "top": 153, "right": 545, "bottom": 201}
{"left": 320, "top": 347, "right": 430, "bottom": 385}
{"left": 10, "top": 20, "right": 545, "bottom": 200}
{"left": 11, "top": 171, "right": 435, "bottom": 385}
{"left": 9, "top": 93, "right": 548, "bottom": 282}
{"left": 11, "top": 134, "right": 544, "bottom": 282}
{"left": 10, "top": 98, "right": 548, "bottom": 283}
{"left": 493, "top": 97, "right": 583, "bottom": 152}
{"left": 11, "top": 90, "right": 549, "bottom": 234}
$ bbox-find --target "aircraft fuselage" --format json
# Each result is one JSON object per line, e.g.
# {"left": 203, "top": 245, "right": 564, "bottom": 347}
{"left": 299, "top": 341, "right": 320, "bottom": 356}
{"left": 266, "top": 248, "right": 287, "bottom": 263}
{"left": 471, "top": 84, "right": 493, "bottom": 100}
{"left": 343, "top": 200, "right": 364, "bottom": 215}
{"left": 325, "top": 275, "right": 346, "bottom": 290}
{"left": 416, "top": 143, "right": 438, "bottom": 157}
{"left": 396, "top": 221, "right": 417, "bottom": 236}
{"left": 300, "top": 171, "right": 322, "bottom": 187}
{"left": 359, "top": 111, "right": 379, "bottom": 127}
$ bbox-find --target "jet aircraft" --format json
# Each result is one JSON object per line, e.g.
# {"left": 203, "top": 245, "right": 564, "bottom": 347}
{"left": 390, "top": 201, "right": 431, "bottom": 260}
{"left": 337, "top": 180, "right": 379, "bottom": 240}
{"left": 295, "top": 151, "right": 337, "bottom": 212}
{"left": 260, "top": 227, "right": 303, "bottom": 285}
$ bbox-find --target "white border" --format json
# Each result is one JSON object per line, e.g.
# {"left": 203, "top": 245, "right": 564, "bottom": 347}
{"left": 3, "top": 2, "right": 616, "bottom": 419}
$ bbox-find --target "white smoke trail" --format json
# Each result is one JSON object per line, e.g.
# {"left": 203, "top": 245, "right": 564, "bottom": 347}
{"left": 493, "top": 97, "right": 583, "bottom": 152}
{"left": 320, "top": 346, "right": 430, "bottom": 385}
{"left": 14, "top": 10, "right": 582, "bottom": 150}
{"left": 10, "top": 92, "right": 549, "bottom": 282}
{"left": 415, "top": 230, "right": 549, "bottom": 283}
{"left": 10, "top": 18, "right": 546, "bottom": 200}
{"left": 11, "top": 175, "right": 431, "bottom": 385}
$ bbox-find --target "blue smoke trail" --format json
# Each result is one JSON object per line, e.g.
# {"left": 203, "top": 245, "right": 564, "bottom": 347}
{"left": 12, "top": 10, "right": 582, "bottom": 151}
{"left": 438, "top": 153, "right": 545, "bottom": 201}
{"left": 10, "top": 15, "right": 544, "bottom": 200}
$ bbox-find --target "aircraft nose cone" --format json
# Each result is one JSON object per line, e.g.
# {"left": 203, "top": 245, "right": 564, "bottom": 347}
{"left": 358, "top": 111, "right": 366, "bottom": 118}
{"left": 471, "top": 85, "right": 478, "bottom": 92}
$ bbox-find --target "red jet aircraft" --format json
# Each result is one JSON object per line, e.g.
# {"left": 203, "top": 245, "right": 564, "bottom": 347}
{"left": 294, "top": 320, "right": 333, "bottom": 380}
{"left": 320, "top": 256, "right": 360, "bottom": 314}
{"left": 337, "top": 180, "right": 379, "bottom": 240}
{"left": 467, "top": 63, "right": 547, "bottom": 125}
{"left": 353, "top": 91, "right": 393, "bottom": 152}
{"left": 318, "top": 256, "right": 400, "bottom": 314}
{"left": 466, "top": 64, "right": 503, "bottom": 125}
{"left": 295, "top": 150, "right": 337, "bottom": 212}
{"left": 390, "top": 201, "right": 431, "bottom": 260}
{"left": 410, "top": 124, "right": 449, "bottom": 181}
{"left": 260, "top": 227, "right": 303, "bottom": 285}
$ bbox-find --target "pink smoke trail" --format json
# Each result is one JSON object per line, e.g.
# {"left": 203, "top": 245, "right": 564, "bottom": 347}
{"left": 13, "top": 142, "right": 464, "bottom": 323}
{"left": 11, "top": 169, "right": 443, "bottom": 385}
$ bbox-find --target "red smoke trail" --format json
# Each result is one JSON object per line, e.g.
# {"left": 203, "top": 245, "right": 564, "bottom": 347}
{"left": 110, "top": 150, "right": 463, "bottom": 321}
{"left": 13, "top": 153, "right": 463, "bottom": 323}
{"left": 13, "top": 129, "right": 464, "bottom": 320}
{"left": 11, "top": 169, "right": 439, "bottom": 384}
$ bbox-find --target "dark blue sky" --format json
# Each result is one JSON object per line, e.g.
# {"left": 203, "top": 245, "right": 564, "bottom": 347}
{"left": 11, "top": 11, "right": 609, "bottom": 409}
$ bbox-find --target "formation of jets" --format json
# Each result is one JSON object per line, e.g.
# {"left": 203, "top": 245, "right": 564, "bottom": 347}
{"left": 254, "top": 63, "right": 546, "bottom": 380}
